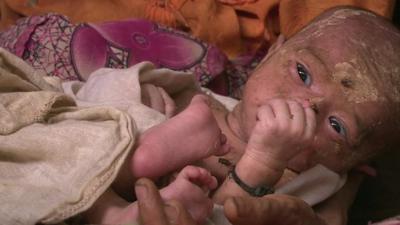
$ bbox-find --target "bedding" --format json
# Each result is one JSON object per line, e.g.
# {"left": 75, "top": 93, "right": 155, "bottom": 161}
{"left": 0, "top": 47, "right": 134, "bottom": 224}
{"left": 0, "top": 13, "right": 265, "bottom": 98}
{"left": 0, "top": 0, "right": 395, "bottom": 58}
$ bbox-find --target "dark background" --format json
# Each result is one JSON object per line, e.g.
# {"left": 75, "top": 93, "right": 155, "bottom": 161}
{"left": 394, "top": 0, "right": 400, "bottom": 26}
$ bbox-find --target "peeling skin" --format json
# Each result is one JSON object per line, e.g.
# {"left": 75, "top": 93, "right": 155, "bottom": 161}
{"left": 300, "top": 8, "right": 376, "bottom": 39}
{"left": 333, "top": 142, "right": 342, "bottom": 154}
{"left": 295, "top": 7, "right": 400, "bottom": 169}
{"left": 298, "top": 8, "right": 400, "bottom": 105}
{"left": 331, "top": 8, "right": 374, "bottom": 18}
{"left": 332, "top": 61, "right": 380, "bottom": 104}
{"left": 245, "top": 7, "right": 400, "bottom": 172}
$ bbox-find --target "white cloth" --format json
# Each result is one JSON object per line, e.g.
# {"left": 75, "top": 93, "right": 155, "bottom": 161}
{"left": 63, "top": 62, "right": 201, "bottom": 133}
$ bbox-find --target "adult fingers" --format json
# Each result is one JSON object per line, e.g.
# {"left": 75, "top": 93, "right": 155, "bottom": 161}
{"left": 224, "top": 196, "right": 266, "bottom": 225}
{"left": 136, "top": 178, "right": 198, "bottom": 225}
{"left": 224, "top": 195, "right": 325, "bottom": 225}
{"left": 165, "top": 200, "right": 198, "bottom": 225}
{"left": 136, "top": 178, "right": 169, "bottom": 225}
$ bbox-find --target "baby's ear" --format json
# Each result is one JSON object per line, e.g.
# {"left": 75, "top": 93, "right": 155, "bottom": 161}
{"left": 260, "top": 34, "right": 286, "bottom": 63}
{"left": 355, "top": 164, "right": 377, "bottom": 177}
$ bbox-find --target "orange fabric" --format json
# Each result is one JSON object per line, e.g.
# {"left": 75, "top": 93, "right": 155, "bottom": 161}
{"left": 0, "top": 0, "right": 395, "bottom": 58}
{"left": 279, "top": 0, "right": 395, "bottom": 37}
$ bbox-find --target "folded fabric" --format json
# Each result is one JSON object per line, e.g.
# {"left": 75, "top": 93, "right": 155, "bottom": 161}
{"left": 62, "top": 61, "right": 202, "bottom": 132}
{"left": 0, "top": 48, "right": 135, "bottom": 225}
{"left": 0, "top": 0, "right": 395, "bottom": 58}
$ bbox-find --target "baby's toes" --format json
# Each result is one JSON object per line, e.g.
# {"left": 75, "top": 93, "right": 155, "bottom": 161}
{"left": 180, "top": 166, "right": 217, "bottom": 191}
{"left": 196, "top": 169, "right": 218, "bottom": 191}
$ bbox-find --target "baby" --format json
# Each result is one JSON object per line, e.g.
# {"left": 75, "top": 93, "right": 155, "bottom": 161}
{"left": 82, "top": 6, "right": 400, "bottom": 225}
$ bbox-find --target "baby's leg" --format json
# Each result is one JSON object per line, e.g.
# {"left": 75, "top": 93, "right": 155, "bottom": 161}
{"left": 132, "top": 94, "right": 230, "bottom": 179}
{"left": 85, "top": 166, "right": 217, "bottom": 224}
{"left": 114, "top": 94, "right": 229, "bottom": 199}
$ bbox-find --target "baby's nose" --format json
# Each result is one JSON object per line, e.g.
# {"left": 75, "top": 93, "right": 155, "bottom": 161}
{"left": 302, "top": 97, "right": 324, "bottom": 114}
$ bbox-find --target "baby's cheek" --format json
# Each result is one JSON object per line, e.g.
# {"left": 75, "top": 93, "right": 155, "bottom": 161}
{"left": 287, "top": 137, "right": 344, "bottom": 172}
{"left": 287, "top": 149, "right": 317, "bottom": 172}
{"left": 312, "top": 144, "right": 350, "bottom": 173}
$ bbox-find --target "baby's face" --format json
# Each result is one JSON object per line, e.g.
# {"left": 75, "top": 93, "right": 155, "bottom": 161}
{"left": 236, "top": 34, "right": 390, "bottom": 173}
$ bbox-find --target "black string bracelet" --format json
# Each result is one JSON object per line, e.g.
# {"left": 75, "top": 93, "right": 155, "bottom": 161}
{"left": 228, "top": 166, "right": 274, "bottom": 197}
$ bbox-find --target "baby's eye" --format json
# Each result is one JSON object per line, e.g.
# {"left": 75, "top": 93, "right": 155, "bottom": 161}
{"left": 296, "top": 63, "right": 311, "bottom": 86}
{"left": 328, "top": 116, "right": 346, "bottom": 137}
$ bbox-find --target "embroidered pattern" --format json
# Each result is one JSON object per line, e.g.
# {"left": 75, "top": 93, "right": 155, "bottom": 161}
{"left": 0, "top": 13, "right": 265, "bottom": 97}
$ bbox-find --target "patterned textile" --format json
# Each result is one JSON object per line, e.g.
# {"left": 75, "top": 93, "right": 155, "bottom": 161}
{"left": 0, "top": 13, "right": 266, "bottom": 97}
{"left": 0, "top": 0, "right": 394, "bottom": 59}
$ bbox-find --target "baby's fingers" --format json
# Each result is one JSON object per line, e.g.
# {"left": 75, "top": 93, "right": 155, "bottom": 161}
{"left": 287, "top": 101, "right": 306, "bottom": 133}
{"left": 304, "top": 107, "right": 317, "bottom": 140}
{"left": 257, "top": 104, "right": 275, "bottom": 121}
{"left": 255, "top": 104, "right": 276, "bottom": 131}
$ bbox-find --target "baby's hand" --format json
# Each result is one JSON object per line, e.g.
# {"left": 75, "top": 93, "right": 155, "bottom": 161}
{"left": 245, "top": 98, "right": 316, "bottom": 169}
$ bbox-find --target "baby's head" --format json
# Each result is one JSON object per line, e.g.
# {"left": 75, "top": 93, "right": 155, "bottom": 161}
{"left": 235, "top": 7, "right": 400, "bottom": 173}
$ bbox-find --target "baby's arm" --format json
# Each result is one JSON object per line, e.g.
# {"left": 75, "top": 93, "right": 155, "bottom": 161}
{"left": 213, "top": 98, "right": 316, "bottom": 203}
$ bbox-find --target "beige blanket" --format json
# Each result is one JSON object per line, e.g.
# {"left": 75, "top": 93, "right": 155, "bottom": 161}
{"left": 62, "top": 62, "right": 201, "bottom": 133}
{"left": 0, "top": 48, "right": 136, "bottom": 225}
{"left": 0, "top": 47, "right": 202, "bottom": 225}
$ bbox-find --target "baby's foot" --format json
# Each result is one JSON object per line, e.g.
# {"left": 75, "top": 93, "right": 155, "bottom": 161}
{"left": 160, "top": 165, "right": 218, "bottom": 223}
{"left": 86, "top": 166, "right": 216, "bottom": 224}
{"left": 131, "top": 94, "right": 230, "bottom": 179}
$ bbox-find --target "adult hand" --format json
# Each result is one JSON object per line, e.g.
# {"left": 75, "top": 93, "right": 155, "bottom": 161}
{"left": 135, "top": 178, "right": 197, "bottom": 225}
{"left": 223, "top": 194, "right": 326, "bottom": 225}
